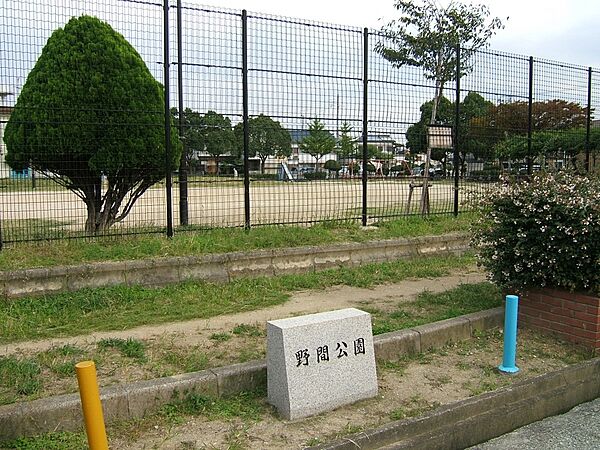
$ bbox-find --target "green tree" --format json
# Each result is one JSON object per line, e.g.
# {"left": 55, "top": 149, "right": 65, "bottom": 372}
{"left": 234, "top": 114, "right": 291, "bottom": 173}
{"left": 472, "top": 99, "right": 588, "bottom": 147}
{"left": 376, "top": 0, "right": 504, "bottom": 125}
{"left": 171, "top": 107, "right": 204, "bottom": 167}
{"left": 198, "top": 111, "right": 235, "bottom": 175}
{"left": 4, "top": 16, "right": 181, "bottom": 234}
{"left": 336, "top": 122, "right": 357, "bottom": 162}
{"left": 300, "top": 119, "right": 336, "bottom": 170}
{"left": 405, "top": 92, "right": 492, "bottom": 173}
{"left": 376, "top": 1, "right": 504, "bottom": 213}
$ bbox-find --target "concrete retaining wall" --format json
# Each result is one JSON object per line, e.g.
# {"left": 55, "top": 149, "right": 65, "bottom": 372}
{"left": 0, "top": 233, "right": 469, "bottom": 300}
{"left": 0, "top": 307, "right": 501, "bottom": 442}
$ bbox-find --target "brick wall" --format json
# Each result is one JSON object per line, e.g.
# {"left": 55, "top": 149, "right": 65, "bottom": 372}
{"left": 519, "top": 289, "right": 600, "bottom": 352}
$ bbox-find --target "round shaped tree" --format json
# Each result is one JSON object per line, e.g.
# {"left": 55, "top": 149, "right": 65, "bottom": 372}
{"left": 4, "top": 15, "right": 181, "bottom": 233}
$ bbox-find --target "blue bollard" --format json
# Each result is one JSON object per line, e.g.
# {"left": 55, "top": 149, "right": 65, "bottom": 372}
{"left": 498, "top": 294, "right": 519, "bottom": 373}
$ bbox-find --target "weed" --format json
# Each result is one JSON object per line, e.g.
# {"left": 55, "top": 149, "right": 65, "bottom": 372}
{"left": 170, "top": 389, "right": 265, "bottom": 422}
{"left": 237, "top": 347, "right": 265, "bottom": 363}
{"left": 36, "top": 345, "right": 85, "bottom": 378}
{"left": 389, "top": 394, "right": 437, "bottom": 420}
{"left": 210, "top": 332, "right": 232, "bottom": 342}
{"left": 232, "top": 324, "right": 264, "bottom": 337}
{"left": 378, "top": 359, "right": 408, "bottom": 375}
{"left": 1, "top": 431, "right": 87, "bottom": 449}
{"left": 455, "top": 361, "right": 471, "bottom": 371}
{"left": 305, "top": 437, "right": 323, "bottom": 446}
{"left": 97, "top": 337, "right": 146, "bottom": 361}
{"left": 164, "top": 349, "right": 209, "bottom": 373}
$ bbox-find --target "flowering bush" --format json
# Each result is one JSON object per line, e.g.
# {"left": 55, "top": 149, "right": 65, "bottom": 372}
{"left": 471, "top": 172, "right": 600, "bottom": 293}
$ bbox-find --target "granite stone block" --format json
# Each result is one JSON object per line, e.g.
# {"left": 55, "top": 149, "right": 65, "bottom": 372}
{"left": 267, "top": 308, "right": 378, "bottom": 420}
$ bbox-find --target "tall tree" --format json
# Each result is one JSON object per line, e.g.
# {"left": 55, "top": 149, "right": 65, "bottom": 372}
{"left": 376, "top": 0, "right": 504, "bottom": 213}
{"left": 198, "top": 111, "right": 235, "bottom": 175}
{"left": 171, "top": 107, "right": 204, "bottom": 168}
{"left": 376, "top": 0, "right": 504, "bottom": 125}
{"left": 300, "top": 119, "right": 336, "bottom": 170}
{"left": 233, "top": 114, "right": 291, "bottom": 173}
{"left": 336, "top": 122, "right": 357, "bottom": 162}
{"left": 4, "top": 16, "right": 181, "bottom": 234}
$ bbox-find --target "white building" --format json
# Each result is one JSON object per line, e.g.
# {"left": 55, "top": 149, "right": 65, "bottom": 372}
{"left": 0, "top": 105, "right": 13, "bottom": 179}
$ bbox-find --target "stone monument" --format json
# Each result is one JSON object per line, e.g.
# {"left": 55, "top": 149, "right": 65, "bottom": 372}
{"left": 267, "top": 308, "right": 378, "bottom": 420}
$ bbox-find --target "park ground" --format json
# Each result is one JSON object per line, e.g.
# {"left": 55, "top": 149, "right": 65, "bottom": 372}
{"left": 2, "top": 266, "right": 593, "bottom": 449}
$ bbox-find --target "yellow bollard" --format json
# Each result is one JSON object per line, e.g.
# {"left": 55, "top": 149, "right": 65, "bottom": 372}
{"left": 75, "top": 360, "right": 109, "bottom": 450}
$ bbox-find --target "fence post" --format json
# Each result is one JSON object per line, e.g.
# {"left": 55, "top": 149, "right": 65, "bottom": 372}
{"left": 242, "top": 10, "right": 250, "bottom": 230}
{"left": 176, "top": 0, "right": 188, "bottom": 226}
{"left": 163, "top": 0, "right": 174, "bottom": 237}
{"left": 362, "top": 27, "right": 369, "bottom": 227}
{"left": 527, "top": 56, "right": 533, "bottom": 175}
{"left": 586, "top": 67, "right": 592, "bottom": 173}
{"left": 453, "top": 44, "right": 461, "bottom": 217}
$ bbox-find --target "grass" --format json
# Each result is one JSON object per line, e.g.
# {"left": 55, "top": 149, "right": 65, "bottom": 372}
{"left": 0, "top": 213, "right": 473, "bottom": 270}
{"left": 0, "top": 281, "right": 501, "bottom": 407}
{"left": 0, "top": 356, "right": 42, "bottom": 403}
{"left": 97, "top": 338, "right": 146, "bottom": 361}
{"left": 370, "top": 282, "right": 502, "bottom": 335}
{"left": 389, "top": 394, "right": 438, "bottom": 420}
{"left": 160, "top": 389, "right": 266, "bottom": 425}
{"left": 0, "top": 431, "right": 87, "bottom": 450}
{"left": 0, "top": 253, "right": 475, "bottom": 345}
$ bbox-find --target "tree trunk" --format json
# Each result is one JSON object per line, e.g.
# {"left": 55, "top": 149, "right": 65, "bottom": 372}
{"left": 260, "top": 156, "right": 267, "bottom": 174}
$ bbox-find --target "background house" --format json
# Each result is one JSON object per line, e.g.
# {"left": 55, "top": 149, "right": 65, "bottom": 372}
{"left": 0, "top": 87, "right": 14, "bottom": 178}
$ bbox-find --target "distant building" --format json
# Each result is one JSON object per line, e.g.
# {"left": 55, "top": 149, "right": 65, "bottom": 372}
{"left": 0, "top": 87, "right": 14, "bottom": 178}
{"left": 284, "top": 129, "right": 337, "bottom": 172}
{"left": 360, "top": 133, "right": 397, "bottom": 155}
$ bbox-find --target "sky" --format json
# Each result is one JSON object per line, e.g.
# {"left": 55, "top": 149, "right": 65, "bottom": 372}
{"left": 216, "top": 0, "right": 600, "bottom": 69}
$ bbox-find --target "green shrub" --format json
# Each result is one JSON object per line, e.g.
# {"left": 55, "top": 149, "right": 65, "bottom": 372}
{"left": 251, "top": 173, "right": 278, "bottom": 181}
{"left": 323, "top": 159, "right": 341, "bottom": 171}
{"left": 471, "top": 172, "right": 600, "bottom": 293}
{"left": 304, "top": 171, "right": 327, "bottom": 180}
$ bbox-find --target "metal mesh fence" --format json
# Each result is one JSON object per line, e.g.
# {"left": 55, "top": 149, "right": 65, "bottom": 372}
{"left": 1, "top": 0, "right": 598, "bottom": 245}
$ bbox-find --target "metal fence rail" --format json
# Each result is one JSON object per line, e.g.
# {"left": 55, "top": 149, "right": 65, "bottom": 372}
{"left": 0, "top": 0, "right": 598, "bottom": 245}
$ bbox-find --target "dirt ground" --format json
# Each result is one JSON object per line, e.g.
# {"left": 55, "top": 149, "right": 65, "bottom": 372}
{"left": 0, "top": 179, "right": 476, "bottom": 235}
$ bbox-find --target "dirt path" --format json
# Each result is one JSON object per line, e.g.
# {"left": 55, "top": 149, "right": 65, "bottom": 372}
{"left": 1, "top": 270, "right": 486, "bottom": 356}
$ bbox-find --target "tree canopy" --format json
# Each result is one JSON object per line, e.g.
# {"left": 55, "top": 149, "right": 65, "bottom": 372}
{"left": 233, "top": 114, "right": 291, "bottom": 173}
{"left": 336, "top": 122, "right": 358, "bottom": 161}
{"left": 376, "top": 0, "right": 504, "bottom": 123}
{"left": 197, "top": 111, "right": 235, "bottom": 174}
{"left": 171, "top": 107, "right": 204, "bottom": 166}
{"left": 300, "top": 119, "right": 336, "bottom": 170}
{"left": 4, "top": 15, "right": 181, "bottom": 233}
{"left": 405, "top": 92, "right": 493, "bottom": 170}
{"left": 471, "top": 99, "right": 588, "bottom": 143}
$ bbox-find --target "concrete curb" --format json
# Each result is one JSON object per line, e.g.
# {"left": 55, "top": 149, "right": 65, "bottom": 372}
{"left": 0, "top": 307, "right": 502, "bottom": 442}
{"left": 311, "top": 358, "right": 600, "bottom": 450}
{"left": 0, "top": 233, "right": 470, "bottom": 299}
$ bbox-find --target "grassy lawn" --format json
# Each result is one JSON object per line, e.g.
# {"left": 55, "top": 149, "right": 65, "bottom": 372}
{"left": 0, "top": 253, "right": 475, "bottom": 345}
{"left": 0, "top": 213, "right": 473, "bottom": 271}
{"left": 0, "top": 281, "right": 500, "bottom": 406}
